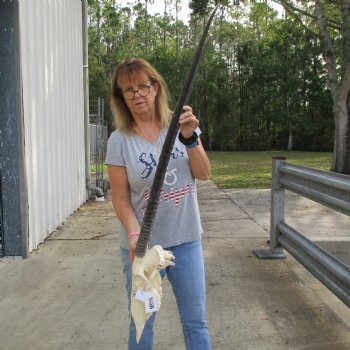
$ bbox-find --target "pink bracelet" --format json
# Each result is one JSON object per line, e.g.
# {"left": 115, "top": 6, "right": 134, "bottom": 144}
{"left": 128, "top": 231, "right": 140, "bottom": 239}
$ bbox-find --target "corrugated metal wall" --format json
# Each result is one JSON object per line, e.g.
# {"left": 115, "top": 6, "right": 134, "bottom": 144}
{"left": 19, "top": 0, "right": 86, "bottom": 251}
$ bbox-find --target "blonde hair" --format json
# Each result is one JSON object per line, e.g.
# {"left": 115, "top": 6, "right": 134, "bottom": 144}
{"left": 111, "top": 58, "right": 172, "bottom": 134}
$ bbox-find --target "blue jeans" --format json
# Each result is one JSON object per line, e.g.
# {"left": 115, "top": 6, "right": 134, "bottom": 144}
{"left": 120, "top": 240, "right": 211, "bottom": 350}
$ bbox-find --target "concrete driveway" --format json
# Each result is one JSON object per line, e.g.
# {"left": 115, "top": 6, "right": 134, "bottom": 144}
{"left": 0, "top": 180, "right": 349, "bottom": 349}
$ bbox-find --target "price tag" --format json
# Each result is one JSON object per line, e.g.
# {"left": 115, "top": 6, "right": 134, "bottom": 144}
{"left": 135, "top": 289, "right": 146, "bottom": 303}
{"left": 144, "top": 291, "right": 158, "bottom": 313}
{"left": 134, "top": 289, "right": 159, "bottom": 313}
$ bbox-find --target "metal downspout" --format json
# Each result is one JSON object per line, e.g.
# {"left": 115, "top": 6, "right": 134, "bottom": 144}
{"left": 82, "top": 0, "right": 104, "bottom": 199}
{"left": 15, "top": 1, "right": 29, "bottom": 258}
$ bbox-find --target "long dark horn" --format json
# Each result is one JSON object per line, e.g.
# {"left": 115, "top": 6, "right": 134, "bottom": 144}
{"left": 135, "top": 5, "right": 219, "bottom": 258}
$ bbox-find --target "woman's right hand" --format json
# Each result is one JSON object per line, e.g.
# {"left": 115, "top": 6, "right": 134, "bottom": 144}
{"left": 128, "top": 234, "right": 139, "bottom": 263}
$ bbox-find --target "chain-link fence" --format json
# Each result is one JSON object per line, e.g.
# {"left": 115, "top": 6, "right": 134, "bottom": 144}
{"left": 89, "top": 97, "right": 108, "bottom": 194}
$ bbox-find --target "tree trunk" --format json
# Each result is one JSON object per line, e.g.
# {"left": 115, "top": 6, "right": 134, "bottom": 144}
{"left": 163, "top": 0, "right": 167, "bottom": 47}
{"left": 145, "top": 0, "right": 148, "bottom": 54}
{"left": 315, "top": 0, "right": 350, "bottom": 174}
{"left": 331, "top": 99, "right": 350, "bottom": 173}
{"left": 175, "top": 0, "right": 179, "bottom": 57}
{"left": 287, "top": 125, "right": 293, "bottom": 150}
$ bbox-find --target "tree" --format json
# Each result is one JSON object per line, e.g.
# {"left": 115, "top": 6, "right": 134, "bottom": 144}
{"left": 86, "top": 0, "right": 335, "bottom": 154}
{"left": 277, "top": 0, "right": 350, "bottom": 174}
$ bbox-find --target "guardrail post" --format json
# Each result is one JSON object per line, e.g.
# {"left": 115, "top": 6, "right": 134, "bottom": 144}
{"left": 254, "top": 157, "right": 286, "bottom": 259}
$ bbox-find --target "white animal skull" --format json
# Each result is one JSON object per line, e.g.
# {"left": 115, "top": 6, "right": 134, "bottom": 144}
{"left": 131, "top": 245, "right": 175, "bottom": 343}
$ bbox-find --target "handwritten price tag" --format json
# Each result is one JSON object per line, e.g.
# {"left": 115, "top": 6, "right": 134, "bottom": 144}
{"left": 135, "top": 289, "right": 159, "bottom": 313}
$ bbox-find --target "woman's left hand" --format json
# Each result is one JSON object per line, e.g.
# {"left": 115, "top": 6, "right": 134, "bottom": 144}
{"left": 178, "top": 105, "right": 199, "bottom": 139}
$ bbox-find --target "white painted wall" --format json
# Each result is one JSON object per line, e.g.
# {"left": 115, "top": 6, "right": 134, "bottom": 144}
{"left": 19, "top": 0, "right": 86, "bottom": 251}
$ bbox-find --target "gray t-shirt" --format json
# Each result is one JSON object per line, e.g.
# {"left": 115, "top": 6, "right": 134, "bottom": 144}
{"left": 105, "top": 128, "right": 203, "bottom": 249}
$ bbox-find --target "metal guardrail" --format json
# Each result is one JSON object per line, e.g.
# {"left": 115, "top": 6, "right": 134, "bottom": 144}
{"left": 254, "top": 157, "right": 350, "bottom": 307}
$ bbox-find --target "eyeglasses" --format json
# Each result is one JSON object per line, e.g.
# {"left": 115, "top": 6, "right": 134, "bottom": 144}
{"left": 122, "top": 84, "right": 153, "bottom": 100}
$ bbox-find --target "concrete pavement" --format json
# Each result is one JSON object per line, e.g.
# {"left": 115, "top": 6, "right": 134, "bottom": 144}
{"left": 0, "top": 180, "right": 350, "bottom": 349}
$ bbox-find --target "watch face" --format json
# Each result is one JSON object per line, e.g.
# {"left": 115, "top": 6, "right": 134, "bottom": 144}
{"left": 194, "top": 127, "right": 201, "bottom": 137}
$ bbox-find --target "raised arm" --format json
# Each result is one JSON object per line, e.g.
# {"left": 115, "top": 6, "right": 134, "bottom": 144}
{"left": 179, "top": 105, "right": 210, "bottom": 180}
{"left": 186, "top": 139, "right": 210, "bottom": 180}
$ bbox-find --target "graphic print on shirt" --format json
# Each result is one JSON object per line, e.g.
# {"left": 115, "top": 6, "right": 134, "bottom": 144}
{"left": 164, "top": 169, "right": 177, "bottom": 186}
{"left": 138, "top": 147, "right": 195, "bottom": 215}
{"left": 139, "top": 152, "right": 157, "bottom": 179}
{"left": 141, "top": 182, "right": 196, "bottom": 214}
{"left": 138, "top": 148, "right": 184, "bottom": 179}
{"left": 171, "top": 147, "right": 184, "bottom": 159}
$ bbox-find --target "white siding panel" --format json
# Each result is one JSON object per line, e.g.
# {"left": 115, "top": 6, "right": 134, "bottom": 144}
{"left": 19, "top": 0, "right": 86, "bottom": 251}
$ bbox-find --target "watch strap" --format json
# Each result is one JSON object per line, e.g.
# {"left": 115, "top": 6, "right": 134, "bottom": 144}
{"left": 178, "top": 131, "right": 199, "bottom": 145}
{"left": 186, "top": 140, "right": 199, "bottom": 148}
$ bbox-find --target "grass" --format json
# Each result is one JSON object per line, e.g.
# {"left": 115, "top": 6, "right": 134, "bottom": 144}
{"left": 207, "top": 151, "right": 333, "bottom": 189}
{"left": 92, "top": 151, "right": 333, "bottom": 189}
{"left": 91, "top": 163, "right": 108, "bottom": 172}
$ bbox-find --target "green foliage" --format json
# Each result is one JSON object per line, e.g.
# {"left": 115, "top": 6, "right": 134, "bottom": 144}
{"left": 189, "top": 0, "right": 210, "bottom": 15}
{"left": 88, "top": 0, "right": 335, "bottom": 152}
{"left": 208, "top": 151, "right": 333, "bottom": 188}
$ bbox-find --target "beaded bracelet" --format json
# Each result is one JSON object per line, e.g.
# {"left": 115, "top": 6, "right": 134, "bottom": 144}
{"left": 128, "top": 231, "right": 140, "bottom": 239}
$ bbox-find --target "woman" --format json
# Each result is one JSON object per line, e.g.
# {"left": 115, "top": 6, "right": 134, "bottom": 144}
{"left": 105, "top": 58, "right": 211, "bottom": 349}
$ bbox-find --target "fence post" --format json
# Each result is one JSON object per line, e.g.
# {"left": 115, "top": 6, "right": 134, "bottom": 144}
{"left": 254, "top": 157, "right": 286, "bottom": 259}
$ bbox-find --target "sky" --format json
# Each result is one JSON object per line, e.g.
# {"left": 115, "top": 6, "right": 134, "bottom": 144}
{"left": 147, "top": 0, "right": 283, "bottom": 23}
{"left": 148, "top": 0, "right": 191, "bottom": 23}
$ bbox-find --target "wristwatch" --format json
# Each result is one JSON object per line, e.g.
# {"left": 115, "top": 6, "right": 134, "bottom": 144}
{"left": 179, "top": 127, "right": 201, "bottom": 148}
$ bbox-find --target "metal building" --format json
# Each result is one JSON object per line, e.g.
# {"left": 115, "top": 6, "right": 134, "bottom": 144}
{"left": 0, "top": 0, "right": 90, "bottom": 257}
